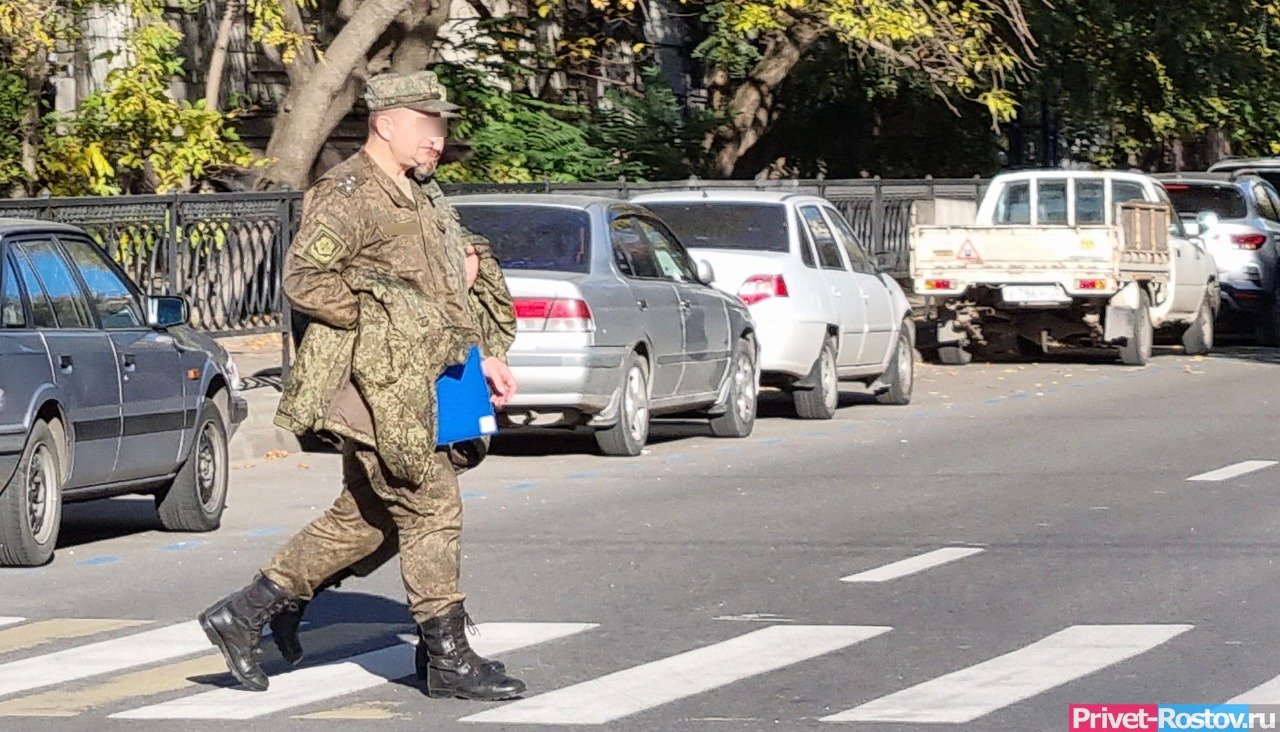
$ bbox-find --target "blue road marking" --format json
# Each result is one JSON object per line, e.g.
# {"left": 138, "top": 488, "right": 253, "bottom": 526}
{"left": 462, "top": 491, "right": 485, "bottom": 500}
{"left": 505, "top": 482, "right": 539, "bottom": 492}
{"left": 244, "top": 527, "right": 284, "bottom": 538}
{"left": 76, "top": 555, "right": 122, "bottom": 566}
{"left": 567, "top": 472, "right": 595, "bottom": 480}
{"left": 160, "top": 541, "right": 209, "bottom": 552}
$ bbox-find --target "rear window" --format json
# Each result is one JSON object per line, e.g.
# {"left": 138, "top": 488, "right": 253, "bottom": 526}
{"left": 453, "top": 205, "right": 591, "bottom": 273}
{"left": 1164, "top": 185, "right": 1248, "bottom": 219}
{"left": 641, "top": 203, "right": 788, "bottom": 252}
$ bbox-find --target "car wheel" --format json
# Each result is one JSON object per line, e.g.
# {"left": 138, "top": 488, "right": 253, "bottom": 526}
{"left": 1254, "top": 293, "right": 1280, "bottom": 347}
{"left": 1182, "top": 290, "right": 1215, "bottom": 356}
{"left": 0, "top": 419, "right": 65, "bottom": 567}
{"left": 709, "top": 337, "right": 758, "bottom": 438}
{"left": 794, "top": 337, "right": 838, "bottom": 420}
{"left": 156, "top": 399, "right": 229, "bottom": 532}
{"left": 595, "top": 353, "right": 651, "bottom": 457}
{"left": 1119, "top": 290, "right": 1154, "bottom": 366}
{"left": 937, "top": 345, "right": 973, "bottom": 365}
{"left": 876, "top": 321, "right": 915, "bottom": 406}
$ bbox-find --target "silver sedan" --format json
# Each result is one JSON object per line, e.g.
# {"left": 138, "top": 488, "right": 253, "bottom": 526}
{"left": 451, "top": 195, "right": 758, "bottom": 456}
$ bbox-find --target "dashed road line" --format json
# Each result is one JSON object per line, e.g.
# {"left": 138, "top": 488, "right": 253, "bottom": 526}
{"left": 1187, "top": 461, "right": 1278, "bottom": 482}
{"left": 840, "top": 547, "right": 985, "bottom": 584}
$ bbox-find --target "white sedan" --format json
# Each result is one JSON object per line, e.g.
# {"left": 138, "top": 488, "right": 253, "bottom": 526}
{"left": 634, "top": 190, "right": 915, "bottom": 418}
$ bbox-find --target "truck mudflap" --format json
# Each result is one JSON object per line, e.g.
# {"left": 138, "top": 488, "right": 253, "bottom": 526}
{"left": 1103, "top": 304, "right": 1140, "bottom": 344}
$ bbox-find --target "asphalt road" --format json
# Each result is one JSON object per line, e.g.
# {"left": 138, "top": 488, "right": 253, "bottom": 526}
{"left": 1, "top": 344, "right": 1279, "bottom": 731}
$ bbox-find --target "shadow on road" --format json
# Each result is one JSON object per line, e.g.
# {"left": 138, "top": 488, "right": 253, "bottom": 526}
{"left": 57, "top": 496, "right": 163, "bottom": 549}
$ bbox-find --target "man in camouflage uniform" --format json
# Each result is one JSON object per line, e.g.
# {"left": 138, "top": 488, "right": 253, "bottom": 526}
{"left": 197, "top": 70, "right": 525, "bottom": 702}
{"left": 266, "top": 181, "right": 517, "bottom": 675}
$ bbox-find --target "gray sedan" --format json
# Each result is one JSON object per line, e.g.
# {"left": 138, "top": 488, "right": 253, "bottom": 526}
{"left": 452, "top": 195, "right": 758, "bottom": 456}
{"left": 0, "top": 219, "right": 247, "bottom": 567}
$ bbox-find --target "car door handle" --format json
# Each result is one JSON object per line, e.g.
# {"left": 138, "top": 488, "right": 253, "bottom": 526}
{"left": 679, "top": 300, "right": 692, "bottom": 312}
{"left": 122, "top": 353, "right": 137, "bottom": 372}
{"left": 636, "top": 299, "right": 648, "bottom": 311}
{"left": 59, "top": 355, "right": 73, "bottom": 372}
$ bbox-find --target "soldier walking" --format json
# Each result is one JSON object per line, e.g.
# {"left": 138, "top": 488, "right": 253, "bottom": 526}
{"left": 197, "top": 71, "right": 525, "bottom": 702}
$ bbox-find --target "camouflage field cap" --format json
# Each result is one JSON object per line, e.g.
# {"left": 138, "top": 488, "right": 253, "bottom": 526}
{"left": 364, "top": 71, "right": 460, "bottom": 118}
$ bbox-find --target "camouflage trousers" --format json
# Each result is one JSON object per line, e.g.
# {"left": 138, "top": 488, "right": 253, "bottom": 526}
{"left": 303, "top": 439, "right": 487, "bottom": 596}
{"left": 261, "top": 441, "right": 464, "bottom": 623}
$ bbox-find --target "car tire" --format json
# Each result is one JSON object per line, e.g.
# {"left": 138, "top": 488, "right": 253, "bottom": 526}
{"left": 1118, "top": 290, "right": 1154, "bottom": 366}
{"left": 794, "top": 337, "right": 838, "bottom": 420}
{"left": 1182, "top": 290, "right": 1215, "bottom": 356}
{"left": 1254, "top": 293, "right": 1280, "bottom": 347}
{"left": 937, "top": 345, "right": 973, "bottom": 365}
{"left": 876, "top": 321, "right": 915, "bottom": 406}
{"left": 0, "top": 419, "right": 65, "bottom": 567}
{"left": 156, "top": 399, "right": 229, "bottom": 532}
{"left": 709, "top": 337, "right": 758, "bottom": 438}
{"left": 595, "top": 353, "right": 651, "bottom": 457}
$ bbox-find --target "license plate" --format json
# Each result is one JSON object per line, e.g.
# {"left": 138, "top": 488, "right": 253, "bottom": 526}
{"left": 1002, "top": 285, "right": 1070, "bottom": 304}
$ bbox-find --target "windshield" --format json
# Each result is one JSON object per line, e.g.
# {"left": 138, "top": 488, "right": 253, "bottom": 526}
{"left": 641, "top": 202, "right": 789, "bottom": 251}
{"left": 453, "top": 205, "right": 591, "bottom": 272}
{"left": 1164, "top": 185, "right": 1248, "bottom": 220}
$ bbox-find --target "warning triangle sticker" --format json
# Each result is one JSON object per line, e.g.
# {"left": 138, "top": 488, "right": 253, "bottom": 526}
{"left": 956, "top": 239, "right": 983, "bottom": 264}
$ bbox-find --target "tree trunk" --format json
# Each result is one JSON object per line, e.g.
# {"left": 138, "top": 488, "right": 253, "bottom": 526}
{"left": 390, "top": 0, "right": 449, "bottom": 72}
{"left": 256, "top": 0, "right": 419, "bottom": 190}
{"left": 204, "top": 0, "right": 244, "bottom": 111}
{"left": 17, "top": 47, "right": 49, "bottom": 197}
{"left": 705, "top": 20, "right": 822, "bottom": 178}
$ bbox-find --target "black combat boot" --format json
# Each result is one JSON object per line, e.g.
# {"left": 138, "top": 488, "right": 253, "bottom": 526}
{"left": 414, "top": 624, "right": 505, "bottom": 680}
{"left": 268, "top": 598, "right": 309, "bottom": 665}
{"left": 418, "top": 604, "right": 526, "bottom": 700}
{"left": 198, "top": 574, "right": 297, "bottom": 691}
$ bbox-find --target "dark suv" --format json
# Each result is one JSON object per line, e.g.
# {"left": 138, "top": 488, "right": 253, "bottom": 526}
{"left": 0, "top": 219, "right": 247, "bottom": 567}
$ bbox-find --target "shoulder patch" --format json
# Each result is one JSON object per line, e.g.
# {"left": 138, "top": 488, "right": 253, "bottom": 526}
{"left": 302, "top": 223, "right": 347, "bottom": 266}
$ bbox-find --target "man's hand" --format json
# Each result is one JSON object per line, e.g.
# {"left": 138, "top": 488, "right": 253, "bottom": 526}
{"left": 465, "top": 245, "right": 481, "bottom": 288}
{"left": 481, "top": 356, "right": 517, "bottom": 408}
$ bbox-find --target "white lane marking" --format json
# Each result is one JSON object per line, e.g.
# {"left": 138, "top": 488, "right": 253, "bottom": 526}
{"left": 1228, "top": 674, "right": 1280, "bottom": 704}
{"left": 0, "top": 618, "right": 24, "bottom": 630}
{"left": 111, "top": 623, "right": 596, "bottom": 721}
{"left": 840, "top": 547, "right": 985, "bottom": 583}
{"left": 1188, "top": 461, "right": 1278, "bottom": 482}
{"left": 821, "top": 624, "right": 1193, "bottom": 724}
{"left": 461, "top": 625, "right": 891, "bottom": 726}
{"left": 0, "top": 621, "right": 205, "bottom": 699}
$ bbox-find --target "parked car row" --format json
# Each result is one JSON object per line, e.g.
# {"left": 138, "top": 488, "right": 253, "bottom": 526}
{"left": 452, "top": 191, "right": 915, "bottom": 457}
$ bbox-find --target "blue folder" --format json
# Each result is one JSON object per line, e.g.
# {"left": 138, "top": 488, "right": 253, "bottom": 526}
{"left": 436, "top": 345, "right": 499, "bottom": 446}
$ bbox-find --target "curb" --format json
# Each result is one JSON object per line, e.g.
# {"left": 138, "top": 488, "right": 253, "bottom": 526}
{"left": 227, "top": 389, "right": 300, "bottom": 464}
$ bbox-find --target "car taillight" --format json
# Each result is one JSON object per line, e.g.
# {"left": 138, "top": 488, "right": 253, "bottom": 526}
{"left": 1076, "top": 279, "right": 1108, "bottom": 291}
{"left": 1232, "top": 233, "right": 1268, "bottom": 250}
{"left": 513, "top": 297, "right": 594, "bottom": 332}
{"left": 923, "top": 279, "right": 955, "bottom": 291}
{"left": 738, "top": 275, "right": 788, "bottom": 306}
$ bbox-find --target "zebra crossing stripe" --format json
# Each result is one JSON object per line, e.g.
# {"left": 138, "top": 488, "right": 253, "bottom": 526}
{"left": 0, "top": 619, "right": 24, "bottom": 630}
{"left": 461, "top": 625, "right": 892, "bottom": 726}
{"left": 1228, "top": 675, "right": 1280, "bottom": 704}
{"left": 821, "top": 624, "right": 1192, "bottom": 724}
{"left": 0, "top": 619, "right": 148, "bottom": 656}
{"left": 841, "top": 548, "right": 985, "bottom": 583}
{"left": 0, "top": 654, "right": 227, "bottom": 717}
{"left": 1188, "top": 461, "right": 1278, "bottom": 482}
{"left": 111, "top": 623, "right": 598, "bottom": 721}
{"left": 0, "top": 621, "right": 208, "bottom": 699}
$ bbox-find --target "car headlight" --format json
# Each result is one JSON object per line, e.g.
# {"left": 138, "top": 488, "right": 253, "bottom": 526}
{"left": 224, "top": 354, "right": 245, "bottom": 392}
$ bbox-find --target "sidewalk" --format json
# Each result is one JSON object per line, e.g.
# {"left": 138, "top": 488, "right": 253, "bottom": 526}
{"left": 219, "top": 333, "right": 299, "bottom": 464}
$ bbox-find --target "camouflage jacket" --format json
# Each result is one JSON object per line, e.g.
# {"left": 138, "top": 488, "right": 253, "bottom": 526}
{"left": 419, "top": 179, "right": 516, "bottom": 361}
{"left": 274, "top": 151, "right": 481, "bottom": 479}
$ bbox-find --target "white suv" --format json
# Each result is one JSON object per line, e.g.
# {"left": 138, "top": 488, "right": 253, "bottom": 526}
{"left": 635, "top": 191, "right": 915, "bottom": 418}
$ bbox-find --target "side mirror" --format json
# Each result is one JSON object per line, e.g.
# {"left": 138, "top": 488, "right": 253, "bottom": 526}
{"left": 872, "top": 251, "right": 895, "bottom": 273}
{"left": 147, "top": 296, "right": 188, "bottom": 329}
{"left": 696, "top": 259, "right": 716, "bottom": 286}
{"left": 1196, "top": 210, "right": 1220, "bottom": 231}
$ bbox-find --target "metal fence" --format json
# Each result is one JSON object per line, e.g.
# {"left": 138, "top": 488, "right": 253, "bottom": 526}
{"left": 0, "top": 192, "right": 300, "bottom": 338}
{"left": 0, "top": 176, "right": 988, "bottom": 343}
